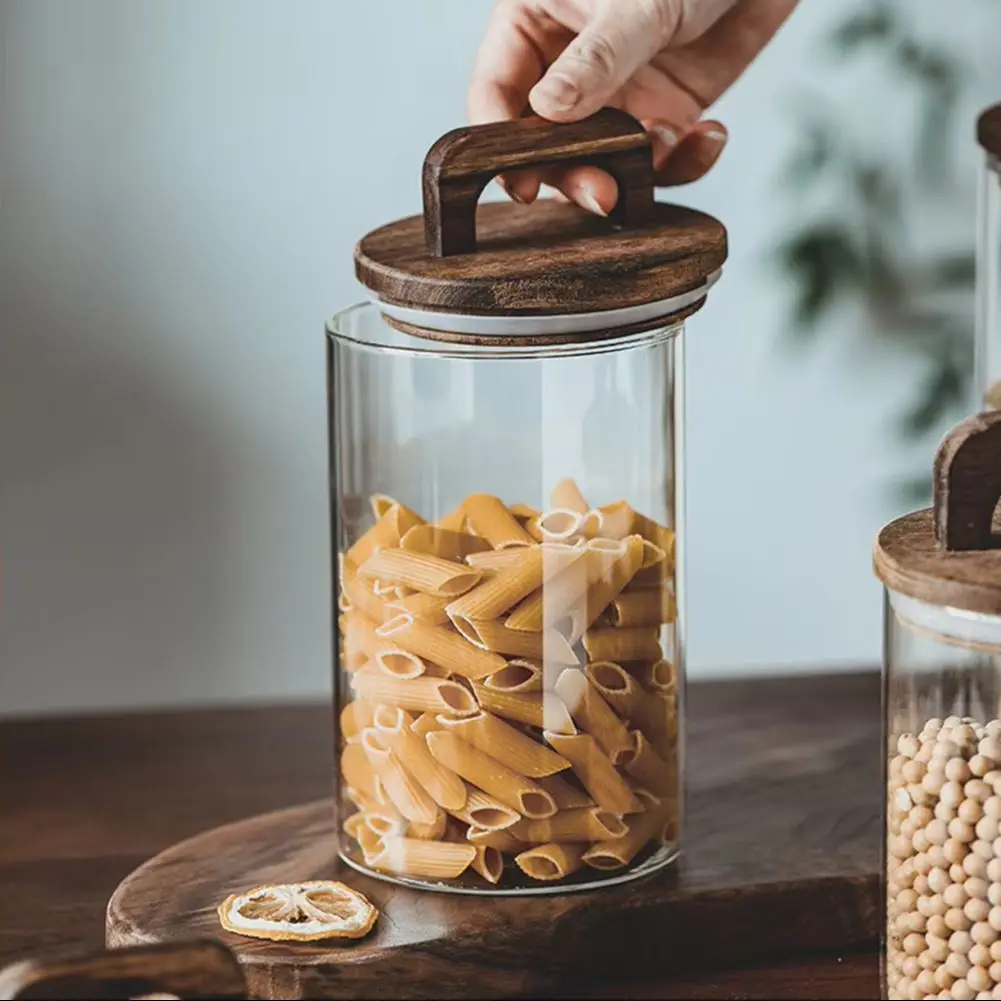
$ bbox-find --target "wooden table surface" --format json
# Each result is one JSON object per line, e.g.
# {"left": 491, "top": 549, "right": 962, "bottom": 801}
{"left": 0, "top": 674, "right": 881, "bottom": 999}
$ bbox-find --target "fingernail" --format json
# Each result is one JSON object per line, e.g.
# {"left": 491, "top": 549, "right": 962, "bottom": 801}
{"left": 704, "top": 129, "right": 727, "bottom": 144}
{"left": 577, "top": 185, "right": 607, "bottom": 217}
{"left": 533, "top": 75, "right": 580, "bottom": 113}
{"left": 496, "top": 177, "right": 526, "bottom": 204}
{"left": 650, "top": 125, "right": 679, "bottom": 150}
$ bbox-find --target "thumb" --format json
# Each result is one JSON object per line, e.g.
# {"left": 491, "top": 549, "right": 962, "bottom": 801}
{"left": 528, "top": 2, "right": 671, "bottom": 121}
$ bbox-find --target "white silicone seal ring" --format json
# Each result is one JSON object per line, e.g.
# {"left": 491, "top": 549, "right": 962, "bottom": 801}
{"left": 373, "top": 269, "right": 722, "bottom": 338}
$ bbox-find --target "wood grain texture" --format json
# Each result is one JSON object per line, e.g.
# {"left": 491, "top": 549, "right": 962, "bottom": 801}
{"left": 874, "top": 410, "right": 1001, "bottom": 614}
{"left": 422, "top": 110, "right": 655, "bottom": 257}
{"left": 356, "top": 199, "right": 726, "bottom": 318}
{"left": 0, "top": 940, "right": 245, "bottom": 1000}
{"left": 105, "top": 673, "right": 881, "bottom": 1000}
{"left": 978, "top": 104, "right": 1001, "bottom": 159}
{"left": 0, "top": 673, "right": 881, "bottom": 1000}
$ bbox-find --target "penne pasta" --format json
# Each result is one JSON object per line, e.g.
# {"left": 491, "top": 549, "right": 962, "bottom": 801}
{"left": 341, "top": 742, "right": 383, "bottom": 805}
{"left": 339, "top": 566, "right": 388, "bottom": 633}
{"left": 505, "top": 539, "right": 622, "bottom": 633}
{"left": 374, "top": 648, "right": 427, "bottom": 680}
{"left": 400, "top": 524, "right": 491, "bottom": 562}
{"left": 595, "top": 500, "right": 635, "bottom": 540}
{"left": 553, "top": 668, "right": 634, "bottom": 764}
{"left": 630, "top": 510, "right": 676, "bottom": 569}
{"left": 349, "top": 671, "right": 479, "bottom": 717}
{"left": 372, "top": 704, "right": 414, "bottom": 731}
{"left": 408, "top": 808, "right": 448, "bottom": 840}
{"left": 450, "top": 615, "right": 581, "bottom": 666}
{"left": 532, "top": 508, "right": 582, "bottom": 542}
{"left": 472, "top": 844, "right": 505, "bottom": 884}
{"left": 426, "top": 730, "right": 557, "bottom": 820}
{"left": 584, "top": 661, "right": 641, "bottom": 720}
{"left": 629, "top": 690, "right": 677, "bottom": 758}
{"left": 638, "top": 540, "right": 667, "bottom": 571}
{"left": 483, "top": 659, "right": 542, "bottom": 693}
{"left": 620, "top": 730, "right": 675, "bottom": 796}
{"left": 339, "top": 700, "right": 375, "bottom": 742}
{"left": 626, "top": 563, "right": 669, "bottom": 591}
{"left": 342, "top": 611, "right": 395, "bottom": 666}
{"left": 583, "top": 791, "right": 668, "bottom": 871}
{"left": 370, "top": 837, "right": 478, "bottom": 880}
{"left": 509, "top": 502, "right": 541, "bottom": 522}
{"left": 471, "top": 683, "right": 577, "bottom": 734}
{"left": 411, "top": 711, "right": 448, "bottom": 738}
{"left": 436, "top": 505, "right": 468, "bottom": 532}
{"left": 609, "top": 588, "right": 676, "bottom": 628}
{"left": 446, "top": 547, "right": 546, "bottom": 621}
{"left": 631, "top": 658, "right": 676, "bottom": 692}
{"left": 574, "top": 535, "right": 646, "bottom": 639}
{"left": 383, "top": 590, "right": 452, "bottom": 627}
{"left": 465, "top": 548, "right": 528, "bottom": 573}
{"left": 537, "top": 772, "right": 593, "bottom": 810}
{"left": 369, "top": 493, "right": 398, "bottom": 520}
{"left": 361, "top": 804, "right": 405, "bottom": 839}
{"left": 359, "top": 549, "right": 481, "bottom": 598}
{"left": 360, "top": 727, "right": 439, "bottom": 826}
{"left": 439, "top": 711, "right": 570, "bottom": 778}
{"left": 515, "top": 843, "right": 585, "bottom": 882}
{"left": 381, "top": 711, "right": 468, "bottom": 811}
{"left": 512, "top": 807, "right": 628, "bottom": 844}
{"left": 355, "top": 821, "right": 389, "bottom": 863}
{"left": 543, "top": 732, "right": 643, "bottom": 815}
{"left": 343, "top": 812, "right": 367, "bottom": 841}
{"left": 549, "top": 478, "right": 589, "bottom": 513}
{"left": 584, "top": 626, "right": 663, "bottom": 664}
{"left": 467, "top": 826, "right": 525, "bottom": 853}
{"left": 377, "top": 612, "right": 506, "bottom": 680}
{"left": 463, "top": 493, "right": 534, "bottom": 549}
{"left": 450, "top": 784, "right": 521, "bottom": 830}
{"left": 347, "top": 502, "right": 425, "bottom": 567}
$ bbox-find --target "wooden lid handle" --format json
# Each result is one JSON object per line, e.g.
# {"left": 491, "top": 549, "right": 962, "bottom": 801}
{"left": 421, "top": 108, "right": 655, "bottom": 257}
{"left": 0, "top": 940, "right": 247, "bottom": 1000}
{"left": 934, "top": 410, "right": 1001, "bottom": 552}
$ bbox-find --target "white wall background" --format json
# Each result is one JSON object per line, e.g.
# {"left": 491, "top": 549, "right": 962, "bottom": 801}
{"left": 0, "top": 0, "right": 995, "bottom": 715}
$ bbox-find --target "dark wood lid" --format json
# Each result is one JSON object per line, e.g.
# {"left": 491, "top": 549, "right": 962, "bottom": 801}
{"left": 978, "top": 104, "right": 1001, "bottom": 159}
{"left": 354, "top": 110, "right": 727, "bottom": 323}
{"left": 873, "top": 410, "right": 1001, "bottom": 615}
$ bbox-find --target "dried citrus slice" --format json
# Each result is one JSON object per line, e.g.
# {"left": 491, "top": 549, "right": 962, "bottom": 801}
{"left": 218, "top": 880, "right": 378, "bottom": 942}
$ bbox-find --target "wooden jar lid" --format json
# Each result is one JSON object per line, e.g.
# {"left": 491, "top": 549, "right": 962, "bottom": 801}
{"left": 978, "top": 104, "right": 1001, "bottom": 160}
{"left": 354, "top": 110, "right": 727, "bottom": 341}
{"left": 873, "top": 411, "right": 1001, "bottom": 616}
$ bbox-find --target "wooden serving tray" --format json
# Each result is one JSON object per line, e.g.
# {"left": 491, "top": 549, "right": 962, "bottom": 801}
{"left": 105, "top": 673, "right": 882, "bottom": 1000}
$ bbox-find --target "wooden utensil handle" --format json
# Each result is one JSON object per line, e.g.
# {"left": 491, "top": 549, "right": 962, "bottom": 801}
{"left": 934, "top": 409, "right": 1001, "bottom": 551}
{"left": 0, "top": 940, "right": 247, "bottom": 1000}
{"left": 422, "top": 108, "right": 655, "bottom": 257}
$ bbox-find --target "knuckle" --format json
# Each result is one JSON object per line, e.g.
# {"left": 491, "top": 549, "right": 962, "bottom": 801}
{"left": 569, "top": 33, "right": 618, "bottom": 81}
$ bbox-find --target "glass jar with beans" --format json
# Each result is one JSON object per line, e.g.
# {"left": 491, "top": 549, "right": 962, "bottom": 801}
{"left": 875, "top": 410, "right": 1001, "bottom": 999}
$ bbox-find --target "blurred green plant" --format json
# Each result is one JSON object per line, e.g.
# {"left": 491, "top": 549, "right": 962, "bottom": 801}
{"left": 775, "top": 0, "right": 979, "bottom": 501}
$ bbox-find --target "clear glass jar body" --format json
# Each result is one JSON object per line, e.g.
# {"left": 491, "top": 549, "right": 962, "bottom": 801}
{"left": 883, "top": 589, "right": 1001, "bottom": 1000}
{"left": 327, "top": 303, "right": 684, "bottom": 895}
{"left": 977, "top": 152, "right": 1001, "bottom": 411}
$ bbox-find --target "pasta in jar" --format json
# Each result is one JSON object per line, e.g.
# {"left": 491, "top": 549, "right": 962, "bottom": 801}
{"left": 336, "top": 480, "right": 680, "bottom": 892}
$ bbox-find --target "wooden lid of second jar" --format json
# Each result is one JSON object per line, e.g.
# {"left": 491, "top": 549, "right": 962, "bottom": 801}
{"left": 354, "top": 109, "right": 727, "bottom": 340}
{"left": 873, "top": 411, "right": 1001, "bottom": 616}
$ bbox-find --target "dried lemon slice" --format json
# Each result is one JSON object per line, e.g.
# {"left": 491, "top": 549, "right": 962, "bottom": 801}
{"left": 218, "top": 880, "right": 378, "bottom": 942}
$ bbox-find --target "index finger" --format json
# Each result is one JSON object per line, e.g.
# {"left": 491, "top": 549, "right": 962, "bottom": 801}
{"left": 467, "top": 3, "right": 572, "bottom": 203}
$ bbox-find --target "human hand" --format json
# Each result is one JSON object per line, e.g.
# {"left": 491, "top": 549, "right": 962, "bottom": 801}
{"left": 467, "top": 0, "right": 798, "bottom": 214}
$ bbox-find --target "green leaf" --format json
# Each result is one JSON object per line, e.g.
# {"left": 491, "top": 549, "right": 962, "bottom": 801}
{"left": 828, "top": 4, "right": 896, "bottom": 54}
{"left": 781, "top": 121, "right": 833, "bottom": 187}
{"left": 915, "top": 252, "right": 976, "bottom": 291}
{"left": 776, "top": 224, "right": 864, "bottom": 331}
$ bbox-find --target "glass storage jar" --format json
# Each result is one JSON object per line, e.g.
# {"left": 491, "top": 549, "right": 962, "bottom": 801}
{"left": 326, "top": 111, "right": 726, "bottom": 895}
{"left": 875, "top": 410, "right": 1001, "bottom": 999}
{"left": 976, "top": 104, "right": 1001, "bottom": 411}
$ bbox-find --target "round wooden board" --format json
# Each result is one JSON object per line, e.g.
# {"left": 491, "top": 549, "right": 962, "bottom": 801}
{"left": 106, "top": 678, "right": 882, "bottom": 1000}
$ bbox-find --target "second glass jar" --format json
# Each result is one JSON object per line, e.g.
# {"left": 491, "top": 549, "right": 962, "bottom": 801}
{"left": 329, "top": 304, "right": 683, "bottom": 894}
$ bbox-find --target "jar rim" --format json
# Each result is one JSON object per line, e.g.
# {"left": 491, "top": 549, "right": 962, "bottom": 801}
{"left": 889, "top": 590, "right": 1001, "bottom": 653}
{"left": 326, "top": 302, "right": 685, "bottom": 360}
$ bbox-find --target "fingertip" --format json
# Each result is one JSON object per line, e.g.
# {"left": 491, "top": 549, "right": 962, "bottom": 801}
{"left": 653, "top": 124, "right": 728, "bottom": 187}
